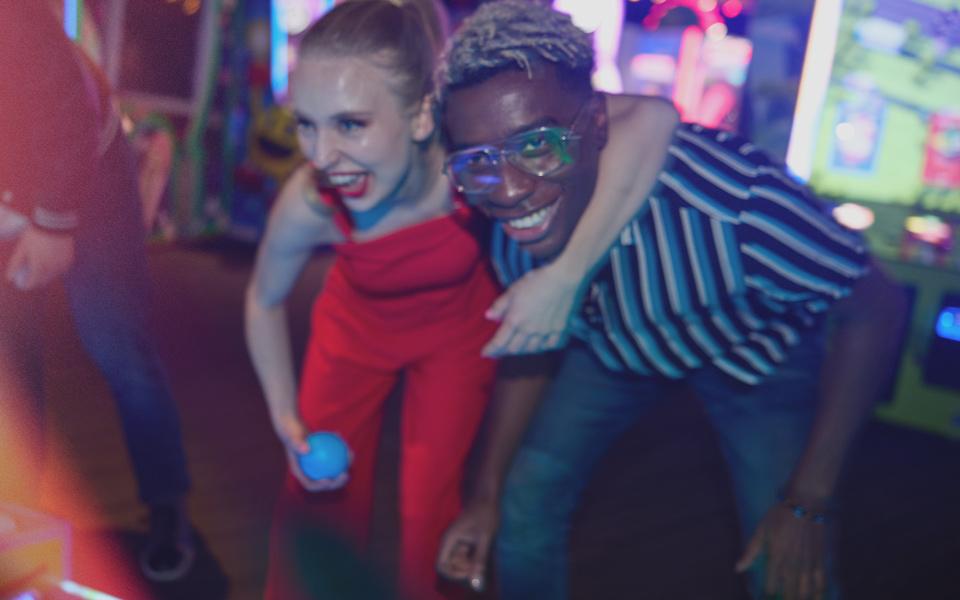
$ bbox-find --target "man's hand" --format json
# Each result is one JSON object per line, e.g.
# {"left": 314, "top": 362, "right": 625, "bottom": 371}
{"left": 483, "top": 261, "right": 583, "bottom": 357}
{"left": 736, "top": 500, "right": 829, "bottom": 600}
{"left": 5, "top": 226, "right": 75, "bottom": 290}
{"left": 272, "top": 412, "right": 350, "bottom": 492}
{"left": 436, "top": 501, "right": 499, "bottom": 593}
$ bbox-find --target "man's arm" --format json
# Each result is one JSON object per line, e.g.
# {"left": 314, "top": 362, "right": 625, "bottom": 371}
{"left": 436, "top": 353, "right": 558, "bottom": 590}
{"left": 468, "top": 354, "right": 559, "bottom": 504}
{"left": 483, "top": 95, "right": 679, "bottom": 356}
{"left": 0, "top": 5, "right": 99, "bottom": 290}
{"left": 737, "top": 260, "right": 908, "bottom": 598}
{"left": 787, "top": 261, "right": 908, "bottom": 500}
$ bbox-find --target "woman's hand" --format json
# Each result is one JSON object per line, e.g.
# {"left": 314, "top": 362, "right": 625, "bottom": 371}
{"left": 272, "top": 411, "right": 350, "bottom": 492}
{"left": 483, "top": 261, "right": 583, "bottom": 357}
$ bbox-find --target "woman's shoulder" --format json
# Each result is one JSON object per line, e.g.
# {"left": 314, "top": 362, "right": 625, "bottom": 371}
{"left": 268, "top": 164, "right": 346, "bottom": 245}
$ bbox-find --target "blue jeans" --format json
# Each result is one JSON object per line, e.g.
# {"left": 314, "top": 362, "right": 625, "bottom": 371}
{"left": 496, "top": 333, "right": 835, "bottom": 599}
{"left": 0, "top": 132, "right": 190, "bottom": 506}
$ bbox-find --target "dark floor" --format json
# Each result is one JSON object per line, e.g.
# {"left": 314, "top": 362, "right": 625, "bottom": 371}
{"left": 30, "top": 242, "right": 960, "bottom": 599}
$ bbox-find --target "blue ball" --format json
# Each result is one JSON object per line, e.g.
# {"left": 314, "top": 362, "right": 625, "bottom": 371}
{"left": 299, "top": 432, "right": 350, "bottom": 481}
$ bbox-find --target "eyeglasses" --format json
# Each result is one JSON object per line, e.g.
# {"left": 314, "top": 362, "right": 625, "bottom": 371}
{"left": 444, "top": 96, "right": 594, "bottom": 196}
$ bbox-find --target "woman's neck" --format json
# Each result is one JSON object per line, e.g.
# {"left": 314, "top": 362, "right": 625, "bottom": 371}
{"left": 399, "top": 141, "right": 447, "bottom": 208}
{"left": 349, "top": 141, "right": 453, "bottom": 241}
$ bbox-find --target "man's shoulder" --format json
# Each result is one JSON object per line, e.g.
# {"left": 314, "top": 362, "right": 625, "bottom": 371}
{"left": 670, "top": 123, "right": 770, "bottom": 167}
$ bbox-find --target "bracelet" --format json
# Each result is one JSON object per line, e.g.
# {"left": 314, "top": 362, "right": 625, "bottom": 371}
{"left": 31, "top": 207, "right": 79, "bottom": 233}
{"left": 777, "top": 491, "right": 835, "bottom": 524}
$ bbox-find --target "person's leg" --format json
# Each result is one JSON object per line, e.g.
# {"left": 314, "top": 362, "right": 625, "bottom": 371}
{"left": 691, "top": 332, "right": 839, "bottom": 599}
{"left": 265, "top": 342, "right": 398, "bottom": 600}
{"left": 0, "top": 242, "right": 45, "bottom": 506}
{"left": 66, "top": 135, "right": 190, "bottom": 507}
{"left": 496, "top": 343, "right": 667, "bottom": 600}
{"left": 397, "top": 331, "right": 497, "bottom": 600}
{"left": 67, "top": 134, "right": 194, "bottom": 581}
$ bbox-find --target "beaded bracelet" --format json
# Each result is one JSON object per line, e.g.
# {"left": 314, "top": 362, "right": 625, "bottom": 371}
{"left": 777, "top": 491, "right": 835, "bottom": 524}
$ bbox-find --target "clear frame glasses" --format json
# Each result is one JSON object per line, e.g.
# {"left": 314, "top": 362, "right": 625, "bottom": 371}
{"left": 444, "top": 96, "right": 594, "bottom": 195}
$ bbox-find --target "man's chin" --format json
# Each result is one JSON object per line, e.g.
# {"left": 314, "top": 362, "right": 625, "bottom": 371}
{"left": 515, "top": 233, "right": 565, "bottom": 262}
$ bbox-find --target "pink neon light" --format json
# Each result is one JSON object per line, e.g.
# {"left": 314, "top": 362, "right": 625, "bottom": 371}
{"left": 645, "top": 0, "right": 722, "bottom": 31}
{"left": 698, "top": 83, "right": 737, "bottom": 128}
{"left": 673, "top": 26, "right": 705, "bottom": 121}
{"left": 721, "top": 0, "right": 743, "bottom": 19}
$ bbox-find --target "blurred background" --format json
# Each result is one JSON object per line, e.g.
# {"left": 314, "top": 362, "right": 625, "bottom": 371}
{"left": 2, "top": 1, "right": 959, "bottom": 598}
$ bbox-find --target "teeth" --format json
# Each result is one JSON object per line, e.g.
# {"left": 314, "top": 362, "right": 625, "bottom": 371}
{"left": 329, "top": 173, "right": 363, "bottom": 186}
{"left": 508, "top": 206, "right": 550, "bottom": 230}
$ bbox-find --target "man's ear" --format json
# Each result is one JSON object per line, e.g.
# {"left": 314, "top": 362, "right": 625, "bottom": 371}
{"left": 410, "top": 94, "right": 437, "bottom": 143}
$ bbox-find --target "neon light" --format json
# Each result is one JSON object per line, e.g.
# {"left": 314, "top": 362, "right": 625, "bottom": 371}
{"left": 905, "top": 215, "right": 952, "bottom": 245}
{"left": 935, "top": 307, "right": 960, "bottom": 342}
{"left": 721, "top": 0, "right": 743, "bottom": 19}
{"left": 60, "top": 580, "right": 124, "bottom": 600}
{"left": 270, "top": 1, "right": 289, "bottom": 100}
{"left": 553, "top": 0, "right": 624, "bottom": 92}
{"left": 697, "top": 83, "right": 737, "bottom": 128}
{"left": 785, "top": 0, "right": 845, "bottom": 181}
{"left": 831, "top": 203, "right": 875, "bottom": 230}
{"left": 270, "top": 1, "right": 337, "bottom": 100}
{"left": 645, "top": 0, "right": 722, "bottom": 31}
{"left": 674, "top": 26, "right": 705, "bottom": 121}
{"left": 64, "top": 0, "right": 81, "bottom": 40}
{"left": 706, "top": 22, "right": 728, "bottom": 40}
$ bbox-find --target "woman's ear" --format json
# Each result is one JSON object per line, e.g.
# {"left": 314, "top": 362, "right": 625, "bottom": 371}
{"left": 410, "top": 94, "right": 437, "bottom": 143}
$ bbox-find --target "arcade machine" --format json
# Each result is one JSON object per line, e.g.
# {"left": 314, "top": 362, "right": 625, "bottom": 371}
{"left": 222, "top": 0, "right": 329, "bottom": 240}
{"left": 786, "top": 0, "right": 960, "bottom": 439}
{"left": 618, "top": 0, "right": 755, "bottom": 130}
{"left": 73, "top": 0, "right": 227, "bottom": 239}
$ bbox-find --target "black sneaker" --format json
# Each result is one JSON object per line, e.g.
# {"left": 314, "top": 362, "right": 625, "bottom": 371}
{"left": 139, "top": 503, "right": 196, "bottom": 583}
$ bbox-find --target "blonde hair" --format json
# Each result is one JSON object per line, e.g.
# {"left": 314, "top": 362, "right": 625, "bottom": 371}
{"left": 298, "top": 0, "right": 449, "bottom": 108}
{"left": 435, "top": 0, "right": 594, "bottom": 112}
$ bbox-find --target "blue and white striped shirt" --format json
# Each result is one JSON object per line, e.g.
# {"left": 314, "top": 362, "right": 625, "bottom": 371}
{"left": 490, "top": 124, "right": 870, "bottom": 385}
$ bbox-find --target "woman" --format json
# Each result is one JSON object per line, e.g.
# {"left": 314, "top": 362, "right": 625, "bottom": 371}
{"left": 245, "top": 1, "right": 677, "bottom": 597}
{"left": 246, "top": 3, "right": 497, "bottom": 597}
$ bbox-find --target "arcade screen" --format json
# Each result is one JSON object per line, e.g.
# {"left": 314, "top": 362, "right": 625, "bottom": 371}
{"left": 116, "top": 1, "right": 202, "bottom": 100}
{"left": 799, "top": 0, "right": 960, "bottom": 213}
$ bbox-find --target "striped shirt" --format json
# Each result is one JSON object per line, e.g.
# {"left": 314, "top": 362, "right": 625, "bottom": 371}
{"left": 490, "top": 123, "right": 870, "bottom": 385}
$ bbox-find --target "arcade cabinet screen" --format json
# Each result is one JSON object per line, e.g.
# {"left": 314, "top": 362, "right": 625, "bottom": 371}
{"left": 116, "top": 1, "right": 201, "bottom": 100}
{"left": 800, "top": 0, "right": 960, "bottom": 213}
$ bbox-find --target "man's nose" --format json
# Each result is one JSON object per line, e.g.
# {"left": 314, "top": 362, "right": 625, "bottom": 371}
{"left": 486, "top": 162, "right": 536, "bottom": 209}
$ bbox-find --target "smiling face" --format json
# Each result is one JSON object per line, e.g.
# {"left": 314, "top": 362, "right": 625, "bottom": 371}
{"left": 442, "top": 65, "right": 607, "bottom": 259}
{"left": 291, "top": 54, "right": 432, "bottom": 213}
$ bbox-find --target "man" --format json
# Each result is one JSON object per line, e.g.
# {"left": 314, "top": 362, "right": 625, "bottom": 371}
{"left": 433, "top": 2, "right": 906, "bottom": 599}
{"left": 0, "top": 4, "right": 194, "bottom": 583}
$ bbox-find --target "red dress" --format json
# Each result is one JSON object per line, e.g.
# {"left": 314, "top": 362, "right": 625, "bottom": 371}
{"left": 267, "top": 198, "right": 499, "bottom": 600}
